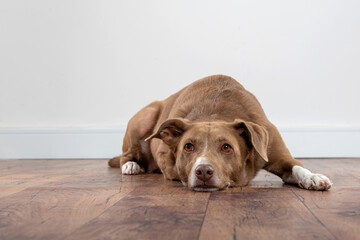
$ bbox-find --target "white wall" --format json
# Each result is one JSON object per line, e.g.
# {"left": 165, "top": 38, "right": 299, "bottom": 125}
{"left": 1, "top": 0, "right": 360, "bottom": 158}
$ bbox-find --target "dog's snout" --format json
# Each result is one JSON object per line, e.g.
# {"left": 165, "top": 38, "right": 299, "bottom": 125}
{"left": 195, "top": 164, "right": 214, "bottom": 181}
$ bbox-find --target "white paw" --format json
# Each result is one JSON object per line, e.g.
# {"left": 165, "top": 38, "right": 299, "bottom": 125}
{"left": 121, "top": 161, "right": 140, "bottom": 175}
{"left": 298, "top": 173, "right": 332, "bottom": 191}
{"left": 290, "top": 166, "right": 332, "bottom": 191}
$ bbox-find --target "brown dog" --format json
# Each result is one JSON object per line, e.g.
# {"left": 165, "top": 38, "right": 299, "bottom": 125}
{"left": 109, "top": 75, "right": 332, "bottom": 191}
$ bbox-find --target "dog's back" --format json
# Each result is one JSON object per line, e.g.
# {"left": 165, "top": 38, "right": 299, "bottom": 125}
{"left": 158, "top": 74, "right": 268, "bottom": 127}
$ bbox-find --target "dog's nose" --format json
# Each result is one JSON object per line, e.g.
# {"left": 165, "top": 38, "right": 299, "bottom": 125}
{"left": 195, "top": 164, "right": 214, "bottom": 182}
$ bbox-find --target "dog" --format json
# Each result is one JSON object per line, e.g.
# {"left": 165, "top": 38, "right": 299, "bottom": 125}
{"left": 109, "top": 75, "right": 332, "bottom": 191}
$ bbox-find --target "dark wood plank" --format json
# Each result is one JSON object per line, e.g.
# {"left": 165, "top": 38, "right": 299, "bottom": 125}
{"left": 199, "top": 187, "right": 336, "bottom": 240}
{"left": 65, "top": 183, "right": 210, "bottom": 240}
{"left": 0, "top": 160, "right": 120, "bottom": 198}
{"left": 0, "top": 187, "right": 131, "bottom": 240}
{"left": 0, "top": 160, "right": 132, "bottom": 239}
{"left": 292, "top": 187, "right": 360, "bottom": 240}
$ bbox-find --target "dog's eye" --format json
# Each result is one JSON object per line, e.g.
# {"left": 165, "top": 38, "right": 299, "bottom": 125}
{"left": 184, "top": 143, "right": 194, "bottom": 152}
{"left": 221, "top": 144, "right": 232, "bottom": 153}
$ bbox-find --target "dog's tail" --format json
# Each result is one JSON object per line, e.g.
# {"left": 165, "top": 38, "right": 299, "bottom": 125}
{"left": 108, "top": 156, "right": 121, "bottom": 168}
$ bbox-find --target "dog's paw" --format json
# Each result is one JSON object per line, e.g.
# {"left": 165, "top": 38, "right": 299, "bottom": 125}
{"left": 121, "top": 161, "right": 140, "bottom": 175}
{"left": 298, "top": 173, "right": 332, "bottom": 191}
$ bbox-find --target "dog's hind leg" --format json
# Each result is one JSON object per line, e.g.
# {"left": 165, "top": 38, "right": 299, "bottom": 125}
{"left": 264, "top": 124, "right": 332, "bottom": 190}
{"left": 108, "top": 101, "right": 162, "bottom": 175}
{"left": 108, "top": 156, "right": 121, "bottom": 168}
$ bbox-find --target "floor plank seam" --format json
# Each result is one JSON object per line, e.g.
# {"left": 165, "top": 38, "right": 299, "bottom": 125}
{"left": 290, "top": 188, "right": 338, "bottom": 240}
{"left": 0, "top": 188, "right": 26, "bottom": 200}
{"left": 196, "top": 193, "right": 211, "bottom": 240}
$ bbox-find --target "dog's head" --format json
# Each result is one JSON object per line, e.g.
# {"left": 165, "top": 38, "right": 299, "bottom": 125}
{"left": 147, "top": 118, "right": 269, "bottom": 191}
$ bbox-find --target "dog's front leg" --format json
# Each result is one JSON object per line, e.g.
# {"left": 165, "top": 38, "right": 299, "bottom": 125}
{"left": 265, "top": 125, "right": 332, "bottom": 190}
{"left": 157, "top": 152, "right": 180, "bottom": 180}
{"left": 151, "top": 141, "right": 180, "bottom": 180}
{"left": 265, "top": 155, "right": 332, "bottom": 190}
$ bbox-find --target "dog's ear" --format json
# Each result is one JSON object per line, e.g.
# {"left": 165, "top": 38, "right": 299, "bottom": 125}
{"left": 145, "top": 118, "right": 190, "bottom": 146}
{"left": 231, "top": 119, "right": 269, "bottom": 162}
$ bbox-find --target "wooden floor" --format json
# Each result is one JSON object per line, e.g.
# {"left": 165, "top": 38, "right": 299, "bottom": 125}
{"left": 0, "top": 159, "right": 359, "bottom": 240}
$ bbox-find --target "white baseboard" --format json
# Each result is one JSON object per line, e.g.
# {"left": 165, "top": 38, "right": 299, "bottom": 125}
{"left": 0, "top": 128, "right": 125, "bottom": 159}
{"left": 0, "top": 127, "right": 359, "bottom": 159}
{"left": 280, "top": 127, "right": 360, "bottom": 158}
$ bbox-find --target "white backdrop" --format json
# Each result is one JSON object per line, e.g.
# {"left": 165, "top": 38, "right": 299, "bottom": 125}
{"left": 1, "top": 1, "right": 359, "bottom": 158}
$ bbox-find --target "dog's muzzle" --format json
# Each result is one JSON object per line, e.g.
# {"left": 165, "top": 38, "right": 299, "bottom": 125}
{"left": 192, "top": 164, "right": 219, "bottom": 191}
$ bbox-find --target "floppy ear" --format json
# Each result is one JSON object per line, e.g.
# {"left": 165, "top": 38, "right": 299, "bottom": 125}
{"left": 231, "top": 119, "right": 269, "bottom": 162}
{"left": 145, "top": 118, "right": 190, "bottom": 146}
